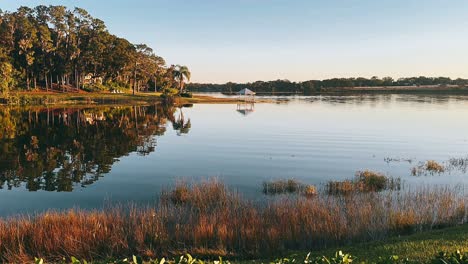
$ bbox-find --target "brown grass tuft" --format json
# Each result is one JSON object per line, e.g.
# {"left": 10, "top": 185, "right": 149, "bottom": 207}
{"left": 412, "top": 160, "right": 445, "bottom": 176}
{"left": 426, "top": 160, "right": 445, "bottom": 173}
{"left": 303, "top": 185, "right": 318, "bottom": 198}
{"left": 327, "top": 170, "right": 400, "bottom": 195}
{"left": 263, "top": 179, "right": 303, "bottom": 195}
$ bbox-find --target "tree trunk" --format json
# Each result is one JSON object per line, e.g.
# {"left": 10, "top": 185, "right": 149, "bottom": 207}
{"left": 154, "top": 77, "right": 157, "bottom": 92}
{"left": 61, "top": 75, "right": 65, "bottom": 92}
{"left": 75, "top": 69, "right": 79, "bottom": 92}
{"left": 133, "top": 62, "right": 137, "bottom": 95}
{"left": 45, "top": 72, "right": 48, "bottom": 91}
{"left": 26, "top": 69, "right": 30, "bottom": 90}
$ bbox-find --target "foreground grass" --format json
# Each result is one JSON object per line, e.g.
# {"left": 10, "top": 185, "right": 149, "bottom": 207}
{"left": 300, "top": 224, "right": 468, "bottom": 263}
{"left": 0, "top": 180, "right": 465, "bottom": 263}
{"left": 31, "top": 226, "right": 468, "bottom": 263}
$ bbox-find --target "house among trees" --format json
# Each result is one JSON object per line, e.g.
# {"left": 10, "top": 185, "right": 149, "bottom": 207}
{"left": 83, "top": 74, "right": 103, "bottom": 85}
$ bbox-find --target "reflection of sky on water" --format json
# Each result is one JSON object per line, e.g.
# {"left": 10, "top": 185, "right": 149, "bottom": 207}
{"left": 0, "top": 94, "right": 467, "bottom": 216}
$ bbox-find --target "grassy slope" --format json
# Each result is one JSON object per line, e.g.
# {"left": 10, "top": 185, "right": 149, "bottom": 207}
{"left": 278, "top": 224, "right": 468, "bottom": 263}
{"left": 7, "top": 91, "right": 242, "bottom": 105}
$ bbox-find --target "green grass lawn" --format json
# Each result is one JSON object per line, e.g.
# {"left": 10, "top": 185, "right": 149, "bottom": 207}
{"left": 1, "top": 91, "right": 240, "bottom": 106}
{"left": 278, "top": 224, "right": 468, "bottom": 263}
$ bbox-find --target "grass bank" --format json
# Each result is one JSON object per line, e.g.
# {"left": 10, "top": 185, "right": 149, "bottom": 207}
{"left": 0, "top": 91, "right": 241, "bottom": 106}
{"left": 30, "top": 229, "right": 468, "bottom": 264}
{"left": 0, "top": 179, "right": 466, "bottom": 263}
{"left": 299, "top": 224, "right": 468, "bottom": 263}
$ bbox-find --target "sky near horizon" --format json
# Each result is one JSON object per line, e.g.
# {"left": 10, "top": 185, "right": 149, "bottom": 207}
{"left": 2, "top": 0, "right": 468, "bottom": 83}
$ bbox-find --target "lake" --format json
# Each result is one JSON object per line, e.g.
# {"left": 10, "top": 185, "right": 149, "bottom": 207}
{"left": 0, "top": 94, "right": 467, "bottom": 216}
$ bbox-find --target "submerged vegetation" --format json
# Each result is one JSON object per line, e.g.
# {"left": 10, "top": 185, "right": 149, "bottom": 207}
{"left": 0, "top": 179, "right": 465, "bottom": 262}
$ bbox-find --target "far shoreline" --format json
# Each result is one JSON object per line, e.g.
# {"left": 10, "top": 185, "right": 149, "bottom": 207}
{"left": 2, "top": 85, "right": 468, "bottom": 106}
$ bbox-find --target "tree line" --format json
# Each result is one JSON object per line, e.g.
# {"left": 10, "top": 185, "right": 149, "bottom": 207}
{"left": 188, "top": 76, "right": 468, "bottom": 94}
{"left": 0, "top": 5, "right": 190, "bottom": 95}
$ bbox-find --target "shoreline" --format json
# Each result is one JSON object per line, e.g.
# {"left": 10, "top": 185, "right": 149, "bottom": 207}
{"left": 3, "top": 86, "right": 468, "bottom": 106}
{"left": 204, "top": 85, "right": 468, "bottom": 96}
{"left": 0, "top": 91, "right": 246, "bottom": 106}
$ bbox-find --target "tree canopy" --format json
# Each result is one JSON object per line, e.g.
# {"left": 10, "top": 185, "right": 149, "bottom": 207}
{"left": 0, "top": 5, "right": 189, "bottom": 94}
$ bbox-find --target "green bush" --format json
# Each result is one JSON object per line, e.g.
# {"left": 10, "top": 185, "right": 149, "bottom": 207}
{"left": 108, "top": 81, "right": 131, "bottom": 92}
{"left": 82, "top": 83, "right": 108, "bottom": 92}
{"left": 180, "top": 92, "right": 193, "bottom": 98}
{"left": 160, "top": 88, "right": 179, "bottom": 97}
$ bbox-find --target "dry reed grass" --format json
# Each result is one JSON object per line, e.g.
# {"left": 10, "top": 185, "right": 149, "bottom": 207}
{"left": 412, "top": 160, "right": 445, "bottom": 176}
{"left": 0, "top": 180, "right": 465, "bottom": 263}
{"left": 263, "top": 179, "right": 318, "bottom": 198}
{"left": 326, "top": 170, "right": 401, "bottom": 195}
{"left": 263, "top": 179, "right": 303, "bottom": 195}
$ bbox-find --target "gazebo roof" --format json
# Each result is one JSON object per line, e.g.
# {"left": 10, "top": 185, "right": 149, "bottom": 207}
{"left": 238, "top": 88, "right": 256, "bottom": 95}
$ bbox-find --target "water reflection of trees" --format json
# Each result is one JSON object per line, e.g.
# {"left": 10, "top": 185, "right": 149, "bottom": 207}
{"left": 171, "top": 105, "right": 192, "bottom": 136}
{"left": 0, "top": 104, "right": 187, "bottom": 192}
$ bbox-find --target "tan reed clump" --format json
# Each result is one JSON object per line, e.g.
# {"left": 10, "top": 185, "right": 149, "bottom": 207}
{"left": 326, "top": 170, "right": 400, "bottom": 195}
{"left": 412, "top": 160, "right": 445, "bottom": 176}
{"left": 262, "top": 179, "right": 303, "bottom": 195}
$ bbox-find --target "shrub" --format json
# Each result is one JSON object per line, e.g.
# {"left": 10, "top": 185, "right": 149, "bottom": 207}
{"left": 180, "top": 92, "right": 193, "bottom": 98}
{"left": 82, "top": 83, "right": 108, "bottom": 92}
{"left": 161, "top": 88, "right": 179, "bottom": 97}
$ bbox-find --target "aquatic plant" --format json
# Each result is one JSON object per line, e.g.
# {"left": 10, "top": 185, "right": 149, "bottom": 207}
{"left": 327, "top": 170, "right": 400, "bottom": 195}
{"left": 262, "top": 179, "right": 318, "bottom": 198}
{"left": 263, "top": 179, "right": 303, "bottom": 195}
{"left": 426, "top": 160, "right": 445, "bottom": 173}
{"left": 448, "top": 157, "right": 468, "bottom": 173}
{"left": 303, "top": 185, "right": 318, "bottom": 197}
{"left": 412, "top": 160, "right": 445, "bottom": 176}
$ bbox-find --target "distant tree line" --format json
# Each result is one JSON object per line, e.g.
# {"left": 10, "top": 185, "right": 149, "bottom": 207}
{"left": 0, "top": 6, "right": 190, "bottom": 94}
{"left": 188, "top": 76, "right": 468, "bottom": 94}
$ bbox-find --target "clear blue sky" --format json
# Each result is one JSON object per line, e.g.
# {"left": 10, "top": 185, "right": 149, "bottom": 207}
{"left": 2, "top": 0, "right": 468, "bottom": 83}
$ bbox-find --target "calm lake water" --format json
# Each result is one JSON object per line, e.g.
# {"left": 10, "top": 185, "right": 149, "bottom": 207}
{"left": 0, "top": 94, "right": 467, "bottom": 216}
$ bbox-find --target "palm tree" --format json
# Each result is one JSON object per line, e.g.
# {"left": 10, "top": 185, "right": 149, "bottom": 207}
{"left": 173, "top": 65, "right": 191, "bottom": 92}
